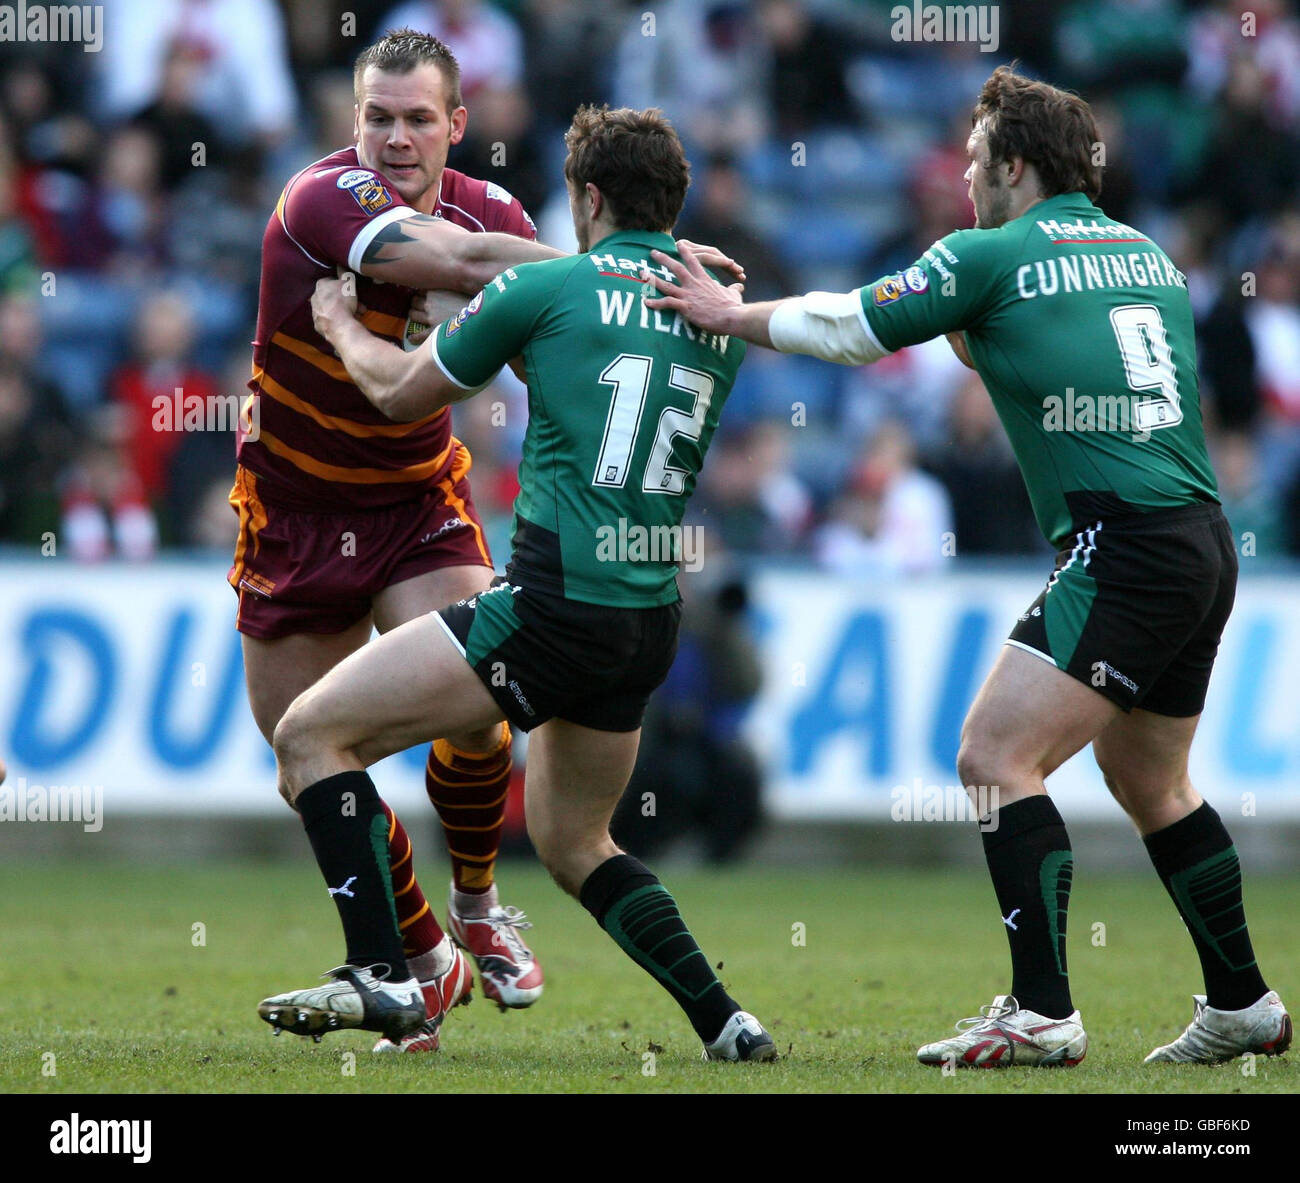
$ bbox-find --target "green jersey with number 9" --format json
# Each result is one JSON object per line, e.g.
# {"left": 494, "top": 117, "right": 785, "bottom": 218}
{"left": 429, "top": 228, "right": 746, "bottom": 608}
{"left": 859, "top": 193, "right": 1218, "bottom": 548}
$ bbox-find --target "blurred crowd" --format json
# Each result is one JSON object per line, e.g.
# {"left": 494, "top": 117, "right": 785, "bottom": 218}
{"left": 1, "top": 0, "right": 1299, "bottom": 569}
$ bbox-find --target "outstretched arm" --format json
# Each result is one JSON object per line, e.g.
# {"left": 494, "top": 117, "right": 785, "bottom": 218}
{"left": 643, "top": 246, "right": 889, "bottom": 365}
{"left": 358, "top": 214, "right": 564, "bottom": 294}
{"left": 358, "top": 217, "right": 750, "bottom": 297}
{"left": 312, "top": 276, "right": 483, "bottom": 420}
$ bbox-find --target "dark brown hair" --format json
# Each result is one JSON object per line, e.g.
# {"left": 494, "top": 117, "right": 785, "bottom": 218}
{"left": 563, "top": 105, "right": 691, "bottom": 233}
{"left": 972, "top": 65, "right": 1102, "bottom": 202}
{"left": 353, "top": 28, "right": 463, "bottom": 112}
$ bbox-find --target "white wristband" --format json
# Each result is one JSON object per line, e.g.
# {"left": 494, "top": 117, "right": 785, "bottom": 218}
{"left": 768, "top": 291, "right": 891, "bottom": 366}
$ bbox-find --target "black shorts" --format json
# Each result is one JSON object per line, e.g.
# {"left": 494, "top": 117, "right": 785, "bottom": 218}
{"left": 435, "top": 581, "right": 681, "bottom": 733}
{"left": 1007, "top": 503, "right": 1237, "bottom": 716}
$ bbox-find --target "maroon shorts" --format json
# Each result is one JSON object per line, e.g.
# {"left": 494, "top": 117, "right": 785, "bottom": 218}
{"left": 227, "top": 448, "right": 493, "bottom": 639}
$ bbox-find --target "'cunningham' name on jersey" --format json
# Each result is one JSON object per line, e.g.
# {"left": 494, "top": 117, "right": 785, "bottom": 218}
{"left": 1016, "top": 251, "right": 1186, "bottom": 300}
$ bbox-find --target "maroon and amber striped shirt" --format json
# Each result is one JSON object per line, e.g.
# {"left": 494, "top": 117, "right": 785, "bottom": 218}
{"left": 238, "top": 146, "right": 536, "bottom": 511}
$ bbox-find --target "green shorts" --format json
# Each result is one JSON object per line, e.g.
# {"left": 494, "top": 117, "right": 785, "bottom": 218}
{"left": 1007, "top": 503, "right": 1237, "bottom": 716}
{"left": 435, "top": 581, "right": 681, "bottom": 732}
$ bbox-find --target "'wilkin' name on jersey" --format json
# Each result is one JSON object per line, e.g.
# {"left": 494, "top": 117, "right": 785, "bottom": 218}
{"left": 595, "top": 287, "right": 731, "bottom": 354}
{"left": 590, "top": 252, "right": 731, "bottom": 354}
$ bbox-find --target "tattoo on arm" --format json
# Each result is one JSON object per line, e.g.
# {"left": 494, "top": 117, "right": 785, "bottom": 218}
{"left": 360, "top": 217, "right": 427, "bottom": 266}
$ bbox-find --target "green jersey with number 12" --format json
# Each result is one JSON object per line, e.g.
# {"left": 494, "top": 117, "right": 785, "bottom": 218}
{"left": 860, "top": 193, "right": 1219, "bottom": 547}
{"left": 430, "top": 228, "right": 746, "bottom": 608}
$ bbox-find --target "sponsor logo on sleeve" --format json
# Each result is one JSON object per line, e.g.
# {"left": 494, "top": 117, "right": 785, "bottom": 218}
{"left": 872, "top": 276, "right": 906, "bottom": 306}
{"left": 485, "top": 181, "right": 514, "bottom": 205}
{"left": 903, "top": 265, "right": 929, "bottom": 294}
{"left": 337, "top": 169, "right": 394, "bottom": 216}
{"left": 444, "top": 290, "right": 485, "bottom": 337}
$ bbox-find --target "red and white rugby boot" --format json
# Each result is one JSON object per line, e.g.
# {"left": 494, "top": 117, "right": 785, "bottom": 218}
{"left": 1144, "top": 991, "right": 1291, "bottom": 1063}
{"left": 372, "top": 938, "right": 473, "bottom": 1053}
{"left": 447, "top": 885, "right": 544, "bottom": 1010}
{"left": 917, "top": 994, "right": 1087, "bottom": 1068}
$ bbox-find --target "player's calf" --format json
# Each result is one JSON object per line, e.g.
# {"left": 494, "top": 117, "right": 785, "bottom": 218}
{"left": 578, "top": 853, "right": 777, "bottom": 1062}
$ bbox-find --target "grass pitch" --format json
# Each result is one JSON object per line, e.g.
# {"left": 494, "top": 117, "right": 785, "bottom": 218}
{"left": 2, "top": 860, "right": 1295, "bottom": 1094}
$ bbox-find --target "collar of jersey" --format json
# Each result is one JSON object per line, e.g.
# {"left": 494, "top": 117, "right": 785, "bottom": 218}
{"left": 1011, "top": 192, "right": 1099, "bottom": 224}
{"left": 587, "top": 228, "right": 677, "bottom": 254}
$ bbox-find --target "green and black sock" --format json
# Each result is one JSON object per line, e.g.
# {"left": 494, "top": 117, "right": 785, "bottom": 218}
{"left": 981, "top": 794, "right": 1074, "bottom": 1020}
{"left": 1144, "top": 801, "right": 1268, "bottom": 1011}
{"left": 580, "top": 854, "right": 739, "bottom": 1042}
{"left": 297, "top": 771, "right": 408, "bottom": 976}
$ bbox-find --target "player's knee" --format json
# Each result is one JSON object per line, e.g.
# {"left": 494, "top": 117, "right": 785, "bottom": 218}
{"left": 526, "top": 819, "right": 583, "bottom": 896}
{"left": 446, "top": 724, "right": 502, "bottom": 755}
{"left": 271, "top": 702, "right": 316, "bottom": 779}
{"left": 956, "top": 730, "right": 1000, "bottom": 796}
{"left": 526, "top": 817, "right": 562, "bottom": 877}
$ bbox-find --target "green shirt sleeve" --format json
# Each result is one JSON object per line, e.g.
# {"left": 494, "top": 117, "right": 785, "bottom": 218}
{"left": 859, "top": 227, "right": 1004, "bottom": 352}
{"left": 429, "top": 260, "right": 564, "bottom": 390}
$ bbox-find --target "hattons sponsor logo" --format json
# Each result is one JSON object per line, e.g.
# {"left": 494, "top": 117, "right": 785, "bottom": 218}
{"left": 336, "top": 169, "right": 377, "bottom": 189}
{"left": 1034, "top": 217, "right": 1148, "bottom": 244}
{"left": 445, "top": 290, "right": 485, "bottom": 337}
{"left": 347, "top": 176, "right": 394, "bottom": 216}
{"left": 903, "top": 266, "right": 929, "bottom": 294}
{"left": 872, "top": 276, "right": 907, "bottom": 306}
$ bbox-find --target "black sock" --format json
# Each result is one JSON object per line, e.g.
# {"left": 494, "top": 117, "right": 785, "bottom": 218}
{"left": 1143, "top": 802, "right": 1268, "bottom": 1011}
{"left": 297, "top": 771, "right": 408, "bottom": 977}
{"left": 981, "top": 795, "right": 1074, "bottom": 1019}
{"left": 579, "top": 854, "right": 738, "bottom": 1042}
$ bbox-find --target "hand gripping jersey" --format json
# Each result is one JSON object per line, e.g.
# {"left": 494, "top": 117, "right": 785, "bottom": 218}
{"left": 240, "top": 146, "right": 535, "bottom": 512}
{"left": 429, "top": 229, "right": 747, "bottom": 608}
{"left": 857, "top": 193, "right": 1219, "bottom": 548}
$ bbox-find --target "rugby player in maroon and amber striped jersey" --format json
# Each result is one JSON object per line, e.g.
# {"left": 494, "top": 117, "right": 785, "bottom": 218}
{"left": 233, "top": 30, "right": 560, "bottom": 1051}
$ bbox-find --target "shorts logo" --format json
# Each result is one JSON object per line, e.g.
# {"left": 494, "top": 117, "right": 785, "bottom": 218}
{"left": 873, "top": 276, "right": 906, "bottom": 306}
{"left": 239, "top": 573, "right": 276, "bottom": 598}
{"left": 445, "top": 290, "right": 484, "bottom": 336}
{"left": 508, "top": 679, "right": 536, "bottom": 717}
{"left": 1096, "top": 661, "right": 1139, "bottom": 694}
{"left": 420, "top": 517, "right": 467, "bottom": 544}
{"left": 338, "top": 170, "right": 394, "bottom": 216}
{"left": 903, "top": 266, "right": 929, "bottom": 294}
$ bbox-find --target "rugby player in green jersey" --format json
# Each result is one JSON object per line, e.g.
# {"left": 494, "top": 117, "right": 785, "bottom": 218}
{"left": 647, "top": 65, "right": 1290, "bottom": 1068}
{"left": 255, "top": 105, "right": 776, "bottom": 1062}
